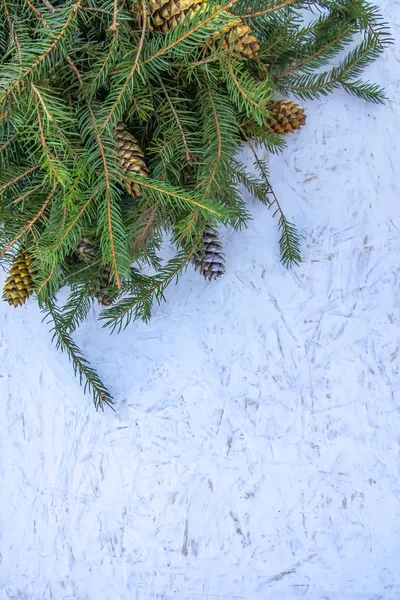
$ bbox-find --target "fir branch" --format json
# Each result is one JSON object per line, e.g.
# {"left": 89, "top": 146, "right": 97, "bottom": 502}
{"left": 101, "top": 233, "right": 205, "bottom": 333}
{"left": 3, "top": 0, "right": 22, "bottom": 59}
{"left": 0, "top": 0, "right": 82, "bottom": 108}
{"left": 87, "top": 102, "right": 126, "bottom": 288}
{"left": 0, "top": 165, "right": 38, "bottom": 193}
{"left": 0, "top": 183, "right": 56, "bottom": 259}
{"left": 245, "top": 134, "right": 301, "bottom": 267}
{"left": 25, "top": 0, "right": 50, "bottom": 29}
{"left": 277, "top": 34, "right": 386, "bottom": 102}
{"left": 279, "top": 24, "right": 354, "bottom": 77}
{"left": 100, "top": 0, "right": 147, "bottom": 130}
{"left": 128, "top": 176, "right": 233, "bottom": 222}
{"left": 238, "top": 0, "right": 297, "bottom": 19}
{"left": 143, "top": 2, "right": 235, "bottom": 65}
{"left": 131, "top": 202, "right": 160, "bottom": 258}
{"left": 11, "top": 182, "right": 46, "bottom": 206}
{"left": 41, "top": 0, "right": 54, "bottom": 12}
{"left": 37, "top": 256, "right": 56, "bottom": 294}
{"left": 204, "top": 86, "right": 223, "bottom": 197}
{"left": 52, "top": 191, "right": 96, "bottom": 254}
{"left": 43, "top": 299, "right": 114, "bottom": 410}
{"left": 158, "top": 78, "right": 192, "bottom": 163}
{"left": 0, "top": 132, "right": 17, "bottom": 153}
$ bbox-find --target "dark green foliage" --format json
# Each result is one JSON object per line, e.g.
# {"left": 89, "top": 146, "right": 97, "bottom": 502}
{"left": 0, "top": 0, "right": 389, "bottom": 407}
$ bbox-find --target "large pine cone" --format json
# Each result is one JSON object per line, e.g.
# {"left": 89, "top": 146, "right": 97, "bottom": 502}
{"left": 269, "top": 100, "right": 306, "bottom": 135}
{"left": 213, "top": 14, "right": 259, "bottom": 59}
{"left": 147, "top": 0, "right": 205, "bottom": 32}
{"left": 116, "top": 123, "right": 148, "bottom": 197}
{"left": 194, "top": 226, "right": 225, "bottom": 281}
{"left": 3, "top": 252, "right": 34, "bottom": 307}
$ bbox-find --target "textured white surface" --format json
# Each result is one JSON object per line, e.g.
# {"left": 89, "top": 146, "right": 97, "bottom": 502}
{"left": 1, "top": 3, "right": 400, "bottom": 598}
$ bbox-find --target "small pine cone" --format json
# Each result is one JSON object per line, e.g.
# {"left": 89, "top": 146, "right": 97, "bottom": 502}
{"left": 268, "top": 100, "right": 307, "bottom": 135}
{"left": 3, "top": 252, "right": 34, "bottom": 307}
{"left": 194, "top": 226, "right": 225, "bottom": 281}
{"left": 116, "top": 122, "right": 148, "bottom": 197}
{"left": 73, "top": 237, "right": 95, "bottom": 264}
{"left": 146, "top": 0, "right": 205, "bottom": 32}
{"left": 96, "top": 265, "right": 118, "bottom": 307}
{"left": 213, "top": 14, "right": 259, "bottom": 59}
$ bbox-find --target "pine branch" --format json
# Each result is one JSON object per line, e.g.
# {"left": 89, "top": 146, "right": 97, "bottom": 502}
{"left": 0, "top": 0, "right": 82, "bottom": 109}
{"left": 101, "top": 233, "right": 204, "bottom": 332}
{"left": 238, "top": 0, "right": 298, "bottom": 19}
{"left": 0, "top": 183, "right": 56, "bottom": 259}
{"left": 245, "top": 134, "right": 301, "bottom": 267}
{"left": 43, "top": 298, "right": 114, "bottom": 410}
{"left": 158, "top": 77, "right": 193, "bottom": 163}
{"left": 100, "top": 0, "right": 147, "bottom": 131}
{"left": 127, "top": 176, "right": 234, "bottom": 223}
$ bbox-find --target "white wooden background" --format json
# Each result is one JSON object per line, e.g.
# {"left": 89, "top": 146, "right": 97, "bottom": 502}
{"left": 1, "top": 2, "right": 399, "bottom": 597}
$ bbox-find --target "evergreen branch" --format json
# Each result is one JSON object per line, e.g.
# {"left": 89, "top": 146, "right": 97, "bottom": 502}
{"left": 67, "top": 55, "right": 83, "bottom": 90}
{"left": 226, "top": 59, "right": 266, "bottom": 114}
{"left": 0, "top": 0, "right": 82, "bottom": 108}
{"left": 25, "top": 0, "right": 50, "bottom": 29}
{"left": 41, "top": 0, "right": 55, "bottom": 12}
{"left": 158, "top": 77, "right": 192, "bottom": 163}
{"left": 0, "top": 165, "right": 38, "bottom": 193}
{"left": 110, "top": 0, "right": 120, "bottom": 34}
{"left": 143, "top": 2, "right": 235, "bottom": 65}
{"left": 129, "top": 177, "right": 232, "bottom": 220}
{"left": 100, "top": 0, "right": 147, "bottom": 130}
{"left": 52, "top": 191, "right": 96, "bottom": 254}
{"left": 3, "top": 0, "right": 22, "bottom": 59}
{"left": 279, "top": 24, "right": 353, "bottom": 77}
{"left": 238, "top": 0, "right": 297, "bottom": 19}
{"left": 36, "top": 105, "right": 62, "bottom": 181}
{"left": 0, "top": 132, "right": 17, "bottom": 153}
{"left": 85, "top": 37, "right": 119, "bottom": 98}
{"left": 222, "top": 59, "right": 272, "bottom": 125}
{"left": 204, "top": 86, "right": 222, "bottom": 197}
{"left": 37, "top": 256, "right": 56, "bottom": 294}
{"left": 278, "top": 214, "right": 301, "bottom": 268}
{"left": 277, "top": 34, "right": 386, "bottom": 101}
{"left": 44, "top": 299, "right": 114, "bottom": 410}
{"left": 11, "top": 182, "right": 46, "bottom": 206}
{"left": 62, "top": 280, "right": 97, "bottom": 333}
{"left": 33, "top": 84, "right": 54, "bottom": 121}
{"left": 101, "top": 232, "right": 205, "bottom": 332}
{"left": 87, "top": 102, "right": 122, "bottom": 288}
{"left": 132, "top": 202, "right": 159, "bottom": 258}
{"left": 0, "top": 183, "right": 56, "bottom": 258}
{"left": 246, "top": 135, "right": 301, "bottom": 267}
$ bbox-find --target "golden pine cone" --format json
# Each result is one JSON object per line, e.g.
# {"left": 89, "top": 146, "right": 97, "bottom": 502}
{"left": 96, "top": 265, "right": 118, "bottom": 307}
{"left": 116, "top": 122, "right": 148, "bottom": 197}
{"left": 147, "top": 0, "right": 205, "bottom": 32}
{"left": 194, "top": 225, "right": 225, "bottom": 281}
{"left": 3, "top": 252, "right": 34, "bottom": 308}
{"left": 269, "top": 100, "right": 307, "bottom": 135}
{"left": 213, "top": 14, "right": 259, "bottom": 59}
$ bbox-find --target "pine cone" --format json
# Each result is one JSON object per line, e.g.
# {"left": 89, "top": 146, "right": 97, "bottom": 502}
{"left": 73, "top": 237, "right": 95, "bottom": 264}
{"left": 147, "top": 0, "right": 205, "bottom": 32}
{"left": 194, "top": 226, "right": 225, "bottom": 281}
{"left": 116, "top": 122, "right": 148, "bottom": 197}
{"left": 268, "top": 100, "right": 306, "bottom": 135}
{"left": 96, "top": 265, "right": 118, "bottom": 307}
{"left": 213, "top": 14, "right": 259, "bottom": 59}
{"left": 3, "top": 252, "right": 34, "bottom": 307}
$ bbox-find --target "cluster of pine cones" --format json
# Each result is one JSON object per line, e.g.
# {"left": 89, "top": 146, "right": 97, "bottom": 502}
{"left": 2, "top": 0, "right": 307, "bottom": 310}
